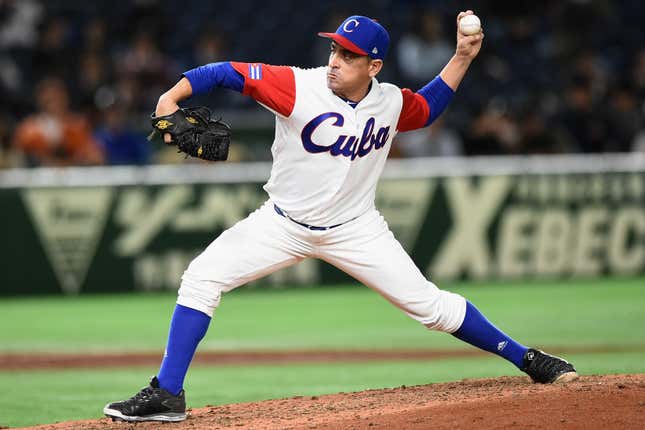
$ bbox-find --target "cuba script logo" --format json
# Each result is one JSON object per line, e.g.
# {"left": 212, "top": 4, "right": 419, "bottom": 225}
{"left": 301, "top": 112, "right": 390, "bottom": 160}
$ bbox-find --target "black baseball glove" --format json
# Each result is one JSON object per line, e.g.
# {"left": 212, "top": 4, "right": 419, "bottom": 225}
{"left": 149, "top": 106, "right": 231, "bottom": 161}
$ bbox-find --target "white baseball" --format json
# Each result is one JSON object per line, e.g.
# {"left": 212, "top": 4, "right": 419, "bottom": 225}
{"left": 459, "top": 14, "right": 481, "bottom": 36}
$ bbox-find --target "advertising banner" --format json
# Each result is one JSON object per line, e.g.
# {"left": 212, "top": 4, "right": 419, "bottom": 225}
{"left": 1, "top": 158, "right": 643, "bottom": 295}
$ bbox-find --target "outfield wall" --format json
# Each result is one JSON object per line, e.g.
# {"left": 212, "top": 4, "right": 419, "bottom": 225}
{"left": 1, "top": 154, "right": 644, "bottom": 295}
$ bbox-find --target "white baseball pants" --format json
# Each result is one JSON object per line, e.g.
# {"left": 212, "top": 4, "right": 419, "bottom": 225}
{"left": 177, "top": 201, "right": 466, "bottom": 333}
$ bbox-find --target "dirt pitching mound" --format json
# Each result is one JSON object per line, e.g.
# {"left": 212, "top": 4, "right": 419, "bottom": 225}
{"left": 22, "top": 374, "right": 645, "bottom": 430}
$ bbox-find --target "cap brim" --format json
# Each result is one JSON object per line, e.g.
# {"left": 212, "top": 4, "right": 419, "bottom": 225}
{"left": 317, "top": 32, "right": 368, "bottom": 56}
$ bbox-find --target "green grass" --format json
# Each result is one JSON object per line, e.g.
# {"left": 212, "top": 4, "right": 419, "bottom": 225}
{"left": 1, "top": 351, "right": 644, "bottom": 428}
{"left": 1, "top": 277, "right": 644, "bottom": 352}
{"left": 0, "top": 277, "right": 644, "bottom": 427}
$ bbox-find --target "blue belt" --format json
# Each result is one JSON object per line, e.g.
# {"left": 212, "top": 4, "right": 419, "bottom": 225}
{"left": 273, "top": 204, "right": 344, "bottom": 231}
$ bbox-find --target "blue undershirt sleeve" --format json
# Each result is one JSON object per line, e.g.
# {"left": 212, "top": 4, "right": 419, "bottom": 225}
{"left": 418, "top": 76, "right": 455, "bottom": 126}
{"left": 182, "top": 62, "right": 244, "bottom": 96}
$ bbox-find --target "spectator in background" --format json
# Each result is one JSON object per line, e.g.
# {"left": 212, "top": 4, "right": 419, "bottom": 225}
{"left": 463, "top": 102, "right": 520, "bottom": 155}
{"left": 517, "top": 109, "right": 569, "bottom": 154}
{"left": 570, "top": 50, "right": 609, "bottom": 100}
{"left": 94, "top": 103, "right": 151, "bottom": 165}
{"left": 191, "top": 30, "right": 226, "bottom": 67}
{"left": 31, "top": 16, "right": 75, "bottom": 83}
{"left": 0, "top": 0, "right": 43, "bottom": 120}
{"left": 394, "top": 117, "right": 463, "bottom": 158}
{"left": 12, "top": 77, "right": 103, "bottom": 166}
{"left": 75, "top": 18, "right": 113, "bottom": 117}
{"left": 0, "top": 0, "right": 42, "bottom": 50}
{"left": 559, "top": 78, "right": 608, "bottom": 153}
{"left": 118, "top": 31, "right": 176, "bottom": 111}
{"left": 77, "top": 53, "right": 112, "bottom": 114}
{"left": 604, "top": 84, "right": 642, "bottom": 153}
{"left": 120, "top": 31, "right": 165, "bottom": 79}
{"left": 397, "top": 10, "right": 453, "bottom": 86}
{"left": 82, "top": 17, "right": 108, "bottom": 54}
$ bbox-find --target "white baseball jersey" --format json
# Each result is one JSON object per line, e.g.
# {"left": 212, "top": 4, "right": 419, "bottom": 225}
{"left": 230, "top": 62, "right": 431, "bottom": 226}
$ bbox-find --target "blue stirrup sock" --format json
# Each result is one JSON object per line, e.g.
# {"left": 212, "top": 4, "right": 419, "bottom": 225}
{"left": 157, "top": 304, "right": 211, "bottom": 395}
{"left": 452, "top": 301, "right": 528, "bottom": 368}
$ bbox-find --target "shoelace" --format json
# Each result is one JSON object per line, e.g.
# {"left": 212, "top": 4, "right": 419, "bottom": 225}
{"left": 131, "top": 386, "right": 155, "bottom": 403}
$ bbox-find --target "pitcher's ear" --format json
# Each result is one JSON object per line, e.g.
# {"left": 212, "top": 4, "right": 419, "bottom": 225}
{"left": 369, "top": 59, "right": 383, "bottom": 77}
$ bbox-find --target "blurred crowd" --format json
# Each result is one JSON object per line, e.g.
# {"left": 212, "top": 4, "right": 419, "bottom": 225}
{"left": 0, "top": 0, "right": 644, "bottom": 168}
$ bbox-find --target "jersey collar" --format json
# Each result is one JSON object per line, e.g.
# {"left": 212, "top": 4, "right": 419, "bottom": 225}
{"left": 330, "top": 78, "right": 379, "bottom": 112}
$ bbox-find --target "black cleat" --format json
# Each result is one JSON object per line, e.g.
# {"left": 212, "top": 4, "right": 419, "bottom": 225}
{"left": 521, "top": 348, "right": 579, "bottom": 383}
{"left": 103, "top": 376, "right": 187, "bottom": 422}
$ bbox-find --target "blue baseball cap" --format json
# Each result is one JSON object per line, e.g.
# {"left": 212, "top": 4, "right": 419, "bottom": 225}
{"left": 318, "top": 15, "right": 390, "bottom": 60}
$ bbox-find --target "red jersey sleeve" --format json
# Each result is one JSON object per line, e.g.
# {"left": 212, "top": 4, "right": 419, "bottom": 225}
{"left": 396, "top": 88, "right": 431, "bottom": 132}
{"left": 230, "top": 62, "right": 296, "bottom": 117}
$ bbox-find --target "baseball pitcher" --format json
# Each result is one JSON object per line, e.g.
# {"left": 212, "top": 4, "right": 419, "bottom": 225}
{"left": 104, "top": 11, "right": 577, "bottom": 422}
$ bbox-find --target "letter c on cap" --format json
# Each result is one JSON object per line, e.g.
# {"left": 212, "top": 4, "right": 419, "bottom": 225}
{"left": 343, "top": 19, "right": 359, "bottom": 33}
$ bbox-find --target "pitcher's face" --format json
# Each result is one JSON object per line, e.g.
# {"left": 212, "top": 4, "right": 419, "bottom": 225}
{"left": 326, "top": 42, "right": 382, "bottom": 98}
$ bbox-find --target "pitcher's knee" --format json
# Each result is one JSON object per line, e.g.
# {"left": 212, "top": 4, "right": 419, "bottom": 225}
{"left": 417, "top": 289, "right": 467, "bottom": 333}
{"left": 176, "top": 271, "right": 224, "bottom": 317}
